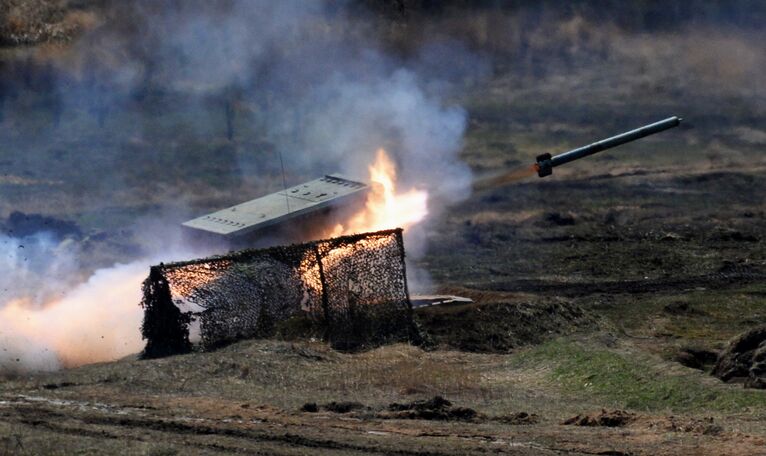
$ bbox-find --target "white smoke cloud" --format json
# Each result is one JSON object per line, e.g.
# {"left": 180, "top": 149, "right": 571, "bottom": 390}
{"left": 0, "top": 260, "right": 147, "bottom": 372}
{"left": 0, "top": 227, "right": 199, "bottom": 373}
{"left": 0, "top": 232, "right": 83, "bottom": 306}
{"left": 298, "top": 67, "right": 471, "bottom": 200}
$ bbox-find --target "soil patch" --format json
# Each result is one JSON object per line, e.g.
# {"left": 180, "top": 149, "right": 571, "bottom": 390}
{"left": 663, "top": 416, "right": 724, "bottom": 435}
{"left": 494, "top": 412, "right": 539, "bottom": 425}
{"left": 381, "top": 396, "right": 478, "bottom": 422}
{"left": 321, "top": 401, "right": 367, "bottom": 414}
{"left": 562, "top": 409, "right": 635, "bottom": 427}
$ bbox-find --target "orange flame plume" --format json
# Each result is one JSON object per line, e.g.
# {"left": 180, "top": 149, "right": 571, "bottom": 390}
{"left": 331, "top": 149, "right": 428, "bottom": 237}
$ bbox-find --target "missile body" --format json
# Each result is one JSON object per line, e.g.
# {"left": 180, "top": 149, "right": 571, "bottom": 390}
{"left": 535, "top": 116, "right": 682, "bottom": 177}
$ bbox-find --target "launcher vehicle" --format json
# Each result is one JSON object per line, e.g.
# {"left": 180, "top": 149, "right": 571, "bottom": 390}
{"left": 182, "top": 174, "right": 368, "bottom": 247}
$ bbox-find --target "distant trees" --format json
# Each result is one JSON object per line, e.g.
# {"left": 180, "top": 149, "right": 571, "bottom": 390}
{"left": 355, "top": 0, "right": 766, "bottom": 30}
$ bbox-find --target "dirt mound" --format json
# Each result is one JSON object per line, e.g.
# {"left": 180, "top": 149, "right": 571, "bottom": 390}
{"left": 675, "top": 347, "right": 719, "bottom": 371}
{"left": 663, "top": 301, "right": 707, "bottom": 316}
{"left": 712, "top": 326, "right": 766, "bottom": 389}
{"left": 382, "top": 396, "right": 478, "bottom": 422}
{"left": 415, "top": 299, "right": 591, "bottom": 353}
{"left": 324, "top": 401, "right": 367, "bottom": 413}
{"left": 664, "top": 416, "right": 723, "bottom": 435}
{"left": 300, "top": 401, "right": 366, "bottom": 413}
{"left": 495, "top": 412, "right": 539, "bottom": 425}
{"left": 300, "top": 402, "right": 319, "bottom": 412}
{"left": 563, "top": 409, "right": 635, "bottom": 427}
{"left": 300, "top": 396, "right": 479, "bottom": 421}
{"left": 541, "top": 212, "right": 576, "bottom": 226}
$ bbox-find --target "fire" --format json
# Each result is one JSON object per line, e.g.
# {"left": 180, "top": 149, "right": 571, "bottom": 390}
{"left": 164, "top": 261, "right": 232, "bottom": 298}
{"left": 299, "top": 235, "right": 396, "bottom": 294}
{"left": 331, "top": 149, "right": 428, "bottom": 236}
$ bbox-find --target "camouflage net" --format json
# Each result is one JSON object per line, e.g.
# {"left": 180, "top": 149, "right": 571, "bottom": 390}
{"left": 140, "top": 229, "right": 414, "bottom": 357}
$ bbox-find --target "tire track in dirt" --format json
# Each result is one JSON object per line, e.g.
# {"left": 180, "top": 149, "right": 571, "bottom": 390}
{"left": 469, "top": 271, "right": 766, "bottom": 298}
{"left": 1, "top": 396, "right": 573, "bottom": 455}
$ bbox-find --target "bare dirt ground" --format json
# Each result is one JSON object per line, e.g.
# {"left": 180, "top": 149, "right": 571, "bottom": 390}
{"left": 1, "top": 338, "right": 765, "bottom": 456}
{"left": 2, "top": 2, "right": 766, "bottom": 454}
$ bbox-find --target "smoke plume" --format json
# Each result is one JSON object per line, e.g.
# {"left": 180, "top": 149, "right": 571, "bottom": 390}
{"left": 0, "top": 217, "right": 202, "bottom": 373}
{"left": 1, "top": 0, "right": 485, "bottom": 371}
{"left": 1, "top": 260, "right": 148, "bottom": 372}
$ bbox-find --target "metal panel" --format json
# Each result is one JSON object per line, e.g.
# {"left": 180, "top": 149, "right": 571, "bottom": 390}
{"left": 182, "top": 175, "right": 368, "bottom": 238}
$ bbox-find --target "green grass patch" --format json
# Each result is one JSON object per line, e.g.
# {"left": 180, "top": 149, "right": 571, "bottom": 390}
{"left": 663, "top": 291, "right": 766, "bottom": 342}
{"left": 589, "top": 287, "right": 766, "bottom": 345}
{"left": 513, "top": 339, "right": 766, "bottom": 413}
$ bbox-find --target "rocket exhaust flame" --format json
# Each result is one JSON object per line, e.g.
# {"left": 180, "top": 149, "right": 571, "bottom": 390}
{"left": 473, "top": 164, "right": 539, "bottom": 191}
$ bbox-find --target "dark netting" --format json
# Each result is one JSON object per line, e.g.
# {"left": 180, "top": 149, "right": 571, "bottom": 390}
{"left": 140, "top": 229, "right": 414, "bottom": 357}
